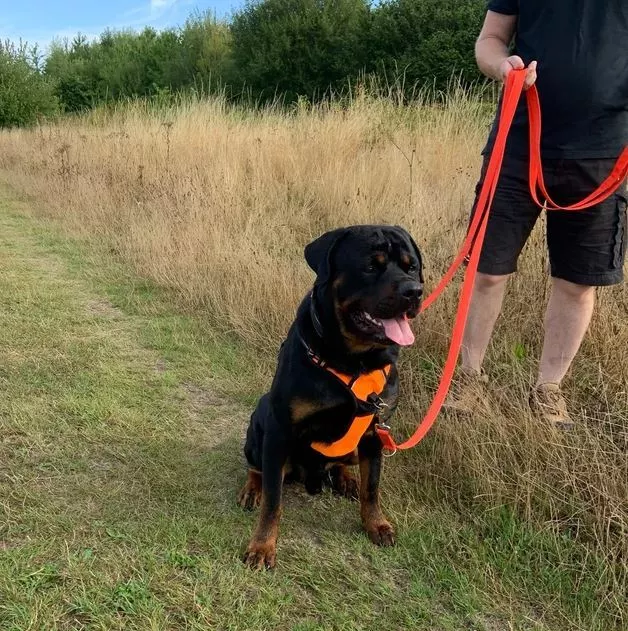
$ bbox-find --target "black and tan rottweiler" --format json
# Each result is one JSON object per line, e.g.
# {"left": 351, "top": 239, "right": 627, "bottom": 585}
{"left": 237, "top": 225, "right": 423, "bottom": 569}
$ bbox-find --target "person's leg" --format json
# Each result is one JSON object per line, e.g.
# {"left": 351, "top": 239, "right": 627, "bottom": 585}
{"left": 461, "top": 151, "right": 542, "bottom": 369}
{"left": 460, "top": 272, "right": 510, "bottom": 373}
{"left": 461, "top": 154, "right": 541, "bottom": 373}
{"left": 446, "top": 154, "right": 541, "bottom": 412}
{"left": 536, "top": 159, "right": 627, "bottom": 428}
{"left": 537, "top": 278, "right": 595, "bottom": 386}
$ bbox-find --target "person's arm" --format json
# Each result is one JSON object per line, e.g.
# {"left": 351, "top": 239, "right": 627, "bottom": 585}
{"left": 475, "top": 9, "right": 537, "bottom": 89}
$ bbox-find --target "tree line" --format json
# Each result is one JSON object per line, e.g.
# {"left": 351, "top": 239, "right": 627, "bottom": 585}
{"left": 0, "top": 0, "right": 487, "bottom": 127}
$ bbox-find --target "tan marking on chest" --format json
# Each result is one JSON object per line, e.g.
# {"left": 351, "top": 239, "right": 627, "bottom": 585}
{"left": 290, "top": 397, "right": 327, "bottom": 422}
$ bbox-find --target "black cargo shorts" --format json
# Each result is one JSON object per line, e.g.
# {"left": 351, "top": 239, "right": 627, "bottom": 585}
{"left": 469, "top": 154, "right": 627, "bottom": 286}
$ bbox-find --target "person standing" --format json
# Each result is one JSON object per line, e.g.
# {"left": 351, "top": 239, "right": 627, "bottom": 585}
{"left": 445, "top": 1, "right": 628, "bottom": 428}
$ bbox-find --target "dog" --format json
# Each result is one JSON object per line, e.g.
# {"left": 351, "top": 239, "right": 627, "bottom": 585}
{"left": 237, "top": 224, "right": 424, "bottom": 569}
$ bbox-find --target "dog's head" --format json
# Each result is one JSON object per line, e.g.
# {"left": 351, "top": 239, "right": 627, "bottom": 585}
{"left": 305, "top": 225, "right": 423, "bottom": 349}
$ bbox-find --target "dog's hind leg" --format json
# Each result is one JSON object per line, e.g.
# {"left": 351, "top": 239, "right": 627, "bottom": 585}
{"left": 283, "top": 461, "right": 303, "bottom": 485}
{"left": 238, "top": 469, "right": 263, "bottom": 510}
{"left": 328, "top": 463, "right": 359, "bottom": 500}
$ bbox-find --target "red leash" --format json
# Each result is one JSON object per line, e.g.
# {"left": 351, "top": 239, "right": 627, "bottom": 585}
{"left": 526, "top": 86, "right": 628, "bottom": 211}
{"left": 376, "top": 69, "right": 628, "bottom": 455}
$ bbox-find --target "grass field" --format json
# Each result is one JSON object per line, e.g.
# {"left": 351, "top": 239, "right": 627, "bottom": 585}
{"left": 0, "top": 89, "right": 626, "bottom": 629}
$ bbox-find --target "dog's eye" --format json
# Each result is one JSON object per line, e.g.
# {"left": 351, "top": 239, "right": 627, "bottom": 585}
{"left": 367, "top": 253, "right": 387, "bottom": 273}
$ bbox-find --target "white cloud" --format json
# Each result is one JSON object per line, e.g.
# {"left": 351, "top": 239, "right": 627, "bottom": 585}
{"left": 150, "top": 0, "right": 180, "bottom": 12}
{"left": 2, "top": 1, "right": 190, "bottom": 55}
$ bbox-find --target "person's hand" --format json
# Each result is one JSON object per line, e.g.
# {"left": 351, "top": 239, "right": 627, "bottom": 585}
{"left": 498, "top": 56, "right": 537, "bottom": 90}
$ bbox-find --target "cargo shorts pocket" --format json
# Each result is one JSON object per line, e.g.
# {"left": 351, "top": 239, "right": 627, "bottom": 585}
{"left": 613, "top": 193, "right": 627, "bottom": 269}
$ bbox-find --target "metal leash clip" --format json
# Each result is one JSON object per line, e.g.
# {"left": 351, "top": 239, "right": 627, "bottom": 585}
{"left": 367, "top": 393, "right": 389, "bottom": 413}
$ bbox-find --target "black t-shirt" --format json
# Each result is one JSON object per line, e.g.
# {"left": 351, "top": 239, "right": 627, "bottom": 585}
{"left": 483, "top": 0, "right": 628, "bottom": 159}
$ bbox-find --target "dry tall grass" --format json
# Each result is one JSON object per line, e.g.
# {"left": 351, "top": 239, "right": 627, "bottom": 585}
{"left": 1, "top": 90, "right": 626, "bottom": 600}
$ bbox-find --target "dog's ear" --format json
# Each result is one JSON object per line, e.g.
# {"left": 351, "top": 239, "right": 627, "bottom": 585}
{"left": 304, "top": 228, "right": 349, "bottom": 285}
{"left": 394, "top": 226, "right": 424, "bottom": 283}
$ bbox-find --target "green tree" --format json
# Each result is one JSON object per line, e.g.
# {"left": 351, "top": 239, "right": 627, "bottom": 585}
{"left": 46, "top": 41, "right": 92, "bottom": 112}
{"left": 370, "top": 0, "right": 486, "bottom": 93}
{"left": 44, "top": 14, "right": 233, "bottom": 110}
{"left": 231, "top": 0, "right": 371, "bottom": 100}
{"left": 180, "top": 12, "right": 233, "bottom": 94}
{"left": 34, "top": 0, "right": 488, "bottom": 116}
{"left": 0, "top": 40, "right": 58, "bottom": 127}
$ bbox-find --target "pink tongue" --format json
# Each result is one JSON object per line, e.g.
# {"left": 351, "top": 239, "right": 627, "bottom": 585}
{"left": 381, "top": 316, "right": 415, "bottom": 346}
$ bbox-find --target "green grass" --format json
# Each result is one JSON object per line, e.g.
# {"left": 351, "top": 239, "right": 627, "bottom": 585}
{"left": 0, "top": 188, "right": 623, "bottom": 630}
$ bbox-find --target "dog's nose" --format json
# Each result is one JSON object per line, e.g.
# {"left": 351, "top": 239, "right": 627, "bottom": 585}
{"left": 399, "top": 281, "right": 423, "bottom": 302}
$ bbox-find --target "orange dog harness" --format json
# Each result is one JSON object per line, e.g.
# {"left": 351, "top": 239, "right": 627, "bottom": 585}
{"left": 304, "top": 346, "right": 392, "bottom": 458}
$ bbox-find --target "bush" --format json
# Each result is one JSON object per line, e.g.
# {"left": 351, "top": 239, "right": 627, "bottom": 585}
{"left": 8, "top": 0, "right": 489, "bottom": 119}
{"left": 44, "top": 14, "right": 234, "bottom": 113}
{"left": 370, "top": 0, "right": 486, "bottom": 92}
{"left": 231, "top": 0, "right": 371, "bottom": 100}
{"left": 0, "top": 42, "right": 59, "bottom": 127}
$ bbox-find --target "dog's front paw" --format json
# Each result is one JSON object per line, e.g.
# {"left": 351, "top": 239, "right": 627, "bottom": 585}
{"left": 237, "top": 470, "right": 262, "bottom": 510}
{"left": 365, "top": 520, "right": 395, "bottom": 547}
{"left": 242, "top": 540, "right": 277, "bottom": 570}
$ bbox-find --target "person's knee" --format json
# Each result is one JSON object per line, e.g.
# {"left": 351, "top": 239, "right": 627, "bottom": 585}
{"left": 475, "top": 272, "right": 510, "bottom": 293}
{"left": 552, "top": 277, "right": 595, "bottom": 303}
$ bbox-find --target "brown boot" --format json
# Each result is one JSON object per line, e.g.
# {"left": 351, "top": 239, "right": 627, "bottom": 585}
{"left": 529, "top": 383, "right": 575, "bottom": 430}
{"left": 443, "top": 367, "right": 490, "bottom": 415}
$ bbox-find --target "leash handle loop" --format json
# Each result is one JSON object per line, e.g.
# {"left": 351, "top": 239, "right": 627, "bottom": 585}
{"left": 526, "top": 85, "right": 628, "bottom": 211}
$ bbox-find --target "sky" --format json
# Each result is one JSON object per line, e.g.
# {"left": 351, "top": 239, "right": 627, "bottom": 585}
{"left": 0, "top": 0, "right": 241, "bottom": 53}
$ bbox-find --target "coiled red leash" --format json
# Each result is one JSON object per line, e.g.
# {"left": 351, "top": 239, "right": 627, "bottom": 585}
{"left": 526, "top": 85, "right": 628, "bottom": 211}
{"left": 376, "top": 69, "right": 628, "bottom": 455}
